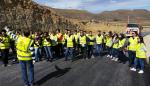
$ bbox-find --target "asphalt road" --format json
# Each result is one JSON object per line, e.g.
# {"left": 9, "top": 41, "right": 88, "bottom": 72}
{"left": 141, "top": 31, "right": 150, "bottom": 37}
{"left": 0, "top": 31, "right": 150, "bottom": 86}
{"left": 0, "top": 55, "right": 150, "bottom": 86}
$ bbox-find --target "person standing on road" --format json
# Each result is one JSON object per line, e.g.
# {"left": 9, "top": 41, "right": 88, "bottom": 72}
{"left": 111, "top": 33, "right": 119, "bottom": 61}
{"left": 42, "top": 32, "right": 53, "bottom": 62}
{"left": 127, "top": 31, "right": 139, "bottom": 68}
{"left": 95, "top": 30, "right": 103, "bottom": 56}
{"left": 106, "top": 31, "right": 113, "bottom": 58}
{"left": 79, "top": 30, "right": 88, "bottom": 59}
{"left": 64, "top": 30, "right": 75, "bottom": 61}
{"left": 87, "top": 31, "right": 95, "bottom": 59}
{"left": 4, "top": 27, "right": 36, "bottom": 86}
{"left": 0, "top": 30, "right": 11, "bottom": 67}
{"left": 130, "top": 36, "right": 147, "bottom": 74}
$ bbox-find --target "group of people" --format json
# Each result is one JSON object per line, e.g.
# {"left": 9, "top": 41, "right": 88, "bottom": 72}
{"left": 0, "top": 26, "right": 148, "bottom": 86}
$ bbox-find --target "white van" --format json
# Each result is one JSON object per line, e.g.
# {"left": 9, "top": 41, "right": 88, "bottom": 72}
{"left": 126, "top": 23, "right": 142, "bottom": 37}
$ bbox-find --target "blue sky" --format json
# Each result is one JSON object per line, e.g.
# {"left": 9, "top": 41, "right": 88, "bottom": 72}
{"left": 34, "top": 0, "right": 150, "bottom": 13}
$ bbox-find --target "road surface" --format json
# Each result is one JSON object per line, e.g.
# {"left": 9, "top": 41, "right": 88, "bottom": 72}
{"left": 0, "top": 31, "right": 150, "bottom": 86}
{"left": 0, "top": 55, "right": 150, "bottom": 86}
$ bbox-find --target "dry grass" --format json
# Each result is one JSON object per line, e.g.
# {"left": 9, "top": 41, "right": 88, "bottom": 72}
{"left": 83, "top": 22, "right": 126, "bottom": 33}
{"left": 81, "top": 21, "right": 150, "bottom": 33}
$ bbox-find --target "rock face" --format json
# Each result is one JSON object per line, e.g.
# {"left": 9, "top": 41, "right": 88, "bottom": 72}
{"left": 0, "top": 0, "right": 79, "bottom": 31}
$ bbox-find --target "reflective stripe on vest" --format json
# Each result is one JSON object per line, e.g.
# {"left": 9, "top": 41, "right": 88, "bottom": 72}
{"left": 16, "top": 37, "right": 33, "bottom": 61}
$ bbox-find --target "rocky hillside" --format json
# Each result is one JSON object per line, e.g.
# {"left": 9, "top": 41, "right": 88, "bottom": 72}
{"left": 0, "top": 0, "right": 80, "bottom": 31}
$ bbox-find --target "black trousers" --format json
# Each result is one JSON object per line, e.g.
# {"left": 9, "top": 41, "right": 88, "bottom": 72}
{"left": 56, "top": 43, "right": 64, "bottom": 57}
{"left": 87, "top": 45, "right": 94, "bottom": 58}
{"left": 1, "top": 49, "right": 9, "bottom": 66}
{"left": 80, "top": 45, "right": 87, "bottom": 59}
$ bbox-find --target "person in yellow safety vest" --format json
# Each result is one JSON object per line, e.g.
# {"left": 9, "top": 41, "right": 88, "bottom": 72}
{"left": 62, "top": 29, "right": 68, "bottom": 52}
{"left": 111, "top": 33, "right": 120, "bottom": 61}
{"left": 118, "top": 33, "right": 127, "bottom": 63}
{"left": 0, "top": 30, "right": 11, "bottom": 67}
{"left": 64, "top": 30, "right": 75, "bottom": 61}
{"left": 106, "top": 31, "right": 113, "bottom": 58}
{"left": 102, "top": 32, "right": 107, "bottom": 50}
{"left": 7, "top": 30, "right": 18, "bottom": 63}
{"left": 42, "top": 32, "right": 53, "bottom": 62}
{"left": 127, "top": 31, "right": 139, "bottom": 68}
{"left": 73, "top": 30, "right": 80, "bottom": 54}
{"left": 4, "top": 27, "right": 36, "bottom": 86}
{"left": 87, "top": 31, "right": 95, "bottom": 59}
{"left": 130, "top": 36, "right": 147, "bottom": 74}
{"left": 34, "top": 32, "right": 42, "bottom": 62}
{"left": 50, "top": 31, "right": 58, "bottom": 58}
{"left": 56, "top": 29, "right": 64, "bottom": 57}
{"left": 79, "top": 30, "right": 87, "bottom": 59}
{"left": 95, "top": 30, "right": 103, "bottom": 56}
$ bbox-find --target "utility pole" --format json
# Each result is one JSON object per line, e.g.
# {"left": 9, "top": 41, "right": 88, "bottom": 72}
{"left": 127, "top": 16, "right": 130, "bottom": 24}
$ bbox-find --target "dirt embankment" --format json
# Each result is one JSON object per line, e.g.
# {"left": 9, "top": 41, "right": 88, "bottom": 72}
{"left": 144, "top": 34, "right": 150, "bottom": 63}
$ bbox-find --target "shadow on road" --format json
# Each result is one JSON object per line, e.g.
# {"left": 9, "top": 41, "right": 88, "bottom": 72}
{"left": 36, "top": 65, "right": 71, "bottom": 85}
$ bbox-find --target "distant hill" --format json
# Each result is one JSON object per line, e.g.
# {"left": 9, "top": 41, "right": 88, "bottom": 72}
{"left": 97, "top": 9, "right": 150, "bottom": 22}
{"left": 54, "top": 9, "right": 150, "bottom": 22}
{"left": 54, "top": 8, "right": 96, "bottom": 20}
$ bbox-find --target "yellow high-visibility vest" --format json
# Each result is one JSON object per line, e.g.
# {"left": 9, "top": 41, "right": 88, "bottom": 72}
{"left": 87, "top": 35, "right": 95, "bottom": 45}
{"left": 16, "top": 36, "right": 33, "bottom": 61}
{"left": 0, "top": 36, "right": 10, "bottom": 49}
{"left": 106, "top": 37, "right": 112, "bottom": 47}
{"left": 42, "top": 36, "right": 51, "bottom": 46}
{"left": 62, "top": 34, "right": 67, "bottom": 44}
{"left": 113, "top": 42, "right": 119, "bottom": 49}
{"left": 50, "top": 34, "right": 57, "bottom": 46}
{"left": 128, "top": 37, "right": 138, "bottom": 51}
{"left": 74, "top": 34, "right": 79, "bottom": 44}
{"left": 79, "top": 36, "right": 86, "bottom": 45}
{"left": 34, "top": 40, "right": 41, "bottom": 48}
{"left": 96, "top": 35, "right": 103, "bottom": 44}
{"left": 67, "top": 35, "right": 74, "bottom": 48}
{"left": 136, "top": 43, "right": 147, "bottom": 58}
{"left": 118, "top": 38, "right": 126, "bottom": 48}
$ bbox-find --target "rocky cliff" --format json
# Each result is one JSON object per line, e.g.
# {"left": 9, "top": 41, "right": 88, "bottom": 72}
{"left": 0, "top": 0, "right": 80, "bottom": 31}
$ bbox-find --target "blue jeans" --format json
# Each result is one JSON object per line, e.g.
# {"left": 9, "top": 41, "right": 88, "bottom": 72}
{"left": 107, "top": 47, "right": 112, "bottom": 55}
{"left": 128, "top": 51, "right": 136, "bottom": 67}
{"left": 112, "top": 48, "right": 119, "bottom": 58}
{"left": 96, "top": 44, "right": 102, "bottom": 56}
{"left": 20, "top": 60, "right": 34, "bottom": 86}
{"left": 44, "top": 46, "right": 53, "bottom": 59}
{"left": 34, "top": 47, "right": 41, "bottom": 61}
{"left": 134, "top": 58, "right": 145, "bottom": 70}
{"left": 65, "top": 47, "right": 74, "bottom": 60}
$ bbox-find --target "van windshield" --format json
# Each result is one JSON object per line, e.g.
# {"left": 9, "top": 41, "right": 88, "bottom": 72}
{"left": 127, "top": 24, "right": 139, "bottom": 27}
